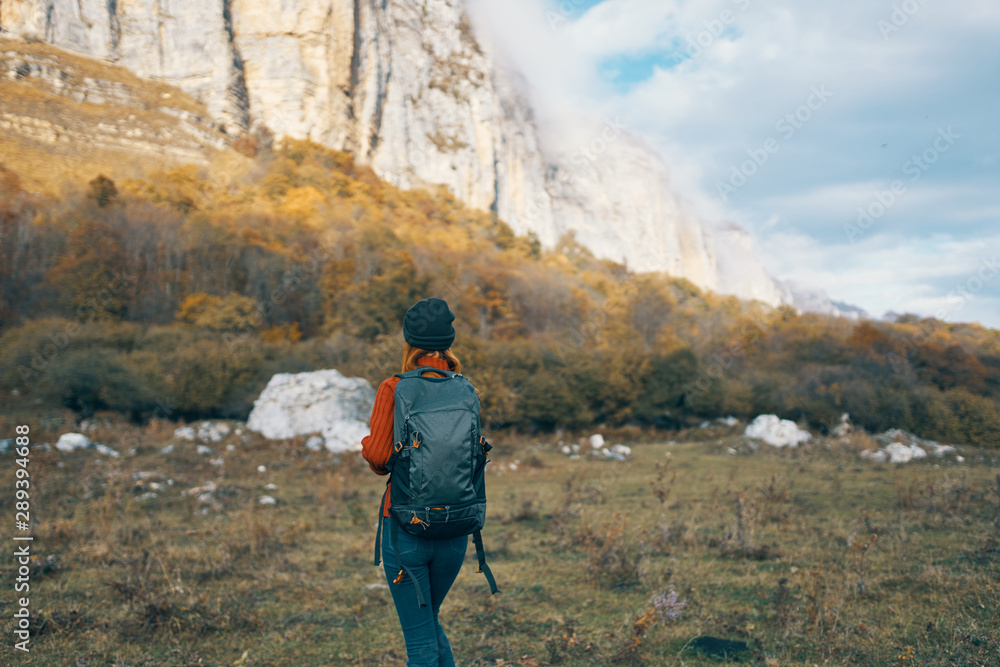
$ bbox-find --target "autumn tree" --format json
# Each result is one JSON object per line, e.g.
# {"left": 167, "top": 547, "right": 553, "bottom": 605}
{"left": 46, "top": 218, "right": 128, "bottom": 320}
{"left": 87, "top": 174, "right": 118, "bottom": 208}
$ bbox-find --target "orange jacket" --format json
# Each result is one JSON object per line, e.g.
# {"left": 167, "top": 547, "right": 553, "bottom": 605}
{"left": 361, "top": 355, "right": 452, "bottom": 517}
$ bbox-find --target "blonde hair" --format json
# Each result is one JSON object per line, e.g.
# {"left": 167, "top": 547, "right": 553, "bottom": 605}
{"left": 402, "top": 342, "right": 462, "bottom": 374}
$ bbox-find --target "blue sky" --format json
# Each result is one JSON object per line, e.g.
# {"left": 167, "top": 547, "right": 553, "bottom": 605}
{"left": 469, "top": 0, "right": 1000, "bottom": 329}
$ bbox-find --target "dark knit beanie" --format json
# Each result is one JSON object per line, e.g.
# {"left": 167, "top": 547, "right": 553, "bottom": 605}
{"left": 403, "top": 297, "right": 456, "bottom": 351}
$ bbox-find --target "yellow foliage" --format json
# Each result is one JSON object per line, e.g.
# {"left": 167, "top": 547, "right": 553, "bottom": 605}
{"left": 261, "top": 323, "right": 303, "bottom": 344}
{"left": 176, "top": 293, "right": 218, "bottom": 324}
{"left": 281, "top": 186, "right": 327, "bottom": 224}
{"left": 177, "top": 292, "right": 257, "bottom": 332}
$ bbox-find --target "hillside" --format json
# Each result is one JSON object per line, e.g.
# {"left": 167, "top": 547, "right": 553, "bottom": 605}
{"left": 0, "top": 37, "right": 247, "bottom": 194}
{"left": 0, "top": 1, "right": 782, "bottom": 303}
{"left": 1, "top": 140, "right": 998, "bottom": 448}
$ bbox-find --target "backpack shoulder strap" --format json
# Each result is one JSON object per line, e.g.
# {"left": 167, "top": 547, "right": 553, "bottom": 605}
{"left": 394, "top": 366, "right": 462, "bottom": 381}
{"left": 373, "top": 483, "right": 388, "bottom": 566}
{"left": 391, "top": 519, "right": 427, "bottom": 607}
{"left": 473, "top": 529, "right": 500, "bottom": 596}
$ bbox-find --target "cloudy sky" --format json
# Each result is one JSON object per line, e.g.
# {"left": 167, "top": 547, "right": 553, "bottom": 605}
{"left": 468, "top": 0, "right": 1000, "bottom": 329}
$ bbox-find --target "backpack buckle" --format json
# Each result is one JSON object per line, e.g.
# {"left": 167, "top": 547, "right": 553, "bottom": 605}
{"left": 394, "top": 440, "right": 403, "bottom": 452}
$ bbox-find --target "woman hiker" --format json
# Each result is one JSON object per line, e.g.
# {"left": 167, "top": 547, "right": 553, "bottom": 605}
{"left": 361, "top": 297, "right": 473, "bottom": 666}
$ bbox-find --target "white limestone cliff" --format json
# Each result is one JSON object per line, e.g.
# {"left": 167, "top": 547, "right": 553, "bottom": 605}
{"left": 0, "top": 0, "right": 781, "bottom": 304}
{"left": 711, "top": 223, "right": 786, "bottom": 306}
{"left": 536, "top": 117, "right": 719, "bottom": 284}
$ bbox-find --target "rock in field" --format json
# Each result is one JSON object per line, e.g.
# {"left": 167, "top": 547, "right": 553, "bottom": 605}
{"left": 55, "top": 433, "right": 120, "bottom": 457}
{"left": 173, "top": 421, "right": 232, "bottom": 443}
{"left": 743, "top": 415, "right": 811, "bottom": 448}
{"left": 247, "top": 369, "right": 375, "bottom": 453}
{"left": 860, "top": 429, "right": 958, "bottom": 463}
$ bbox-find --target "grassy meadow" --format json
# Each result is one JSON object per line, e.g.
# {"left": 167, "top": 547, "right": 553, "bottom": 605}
{"left": 2, "top": 418, "right": 998, "bottom": 666}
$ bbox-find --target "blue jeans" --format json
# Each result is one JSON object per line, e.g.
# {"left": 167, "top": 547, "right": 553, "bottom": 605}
{"left": 382, "top": 519, "right": 468, "bottom": 666}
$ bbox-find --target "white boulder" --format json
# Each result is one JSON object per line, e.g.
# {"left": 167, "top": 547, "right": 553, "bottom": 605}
{"left": 605, "top": 444, "right": 632, "bottom": 461}
{"left": 55, "top": 433, "right": 91, "bottom": 452}
{"left": 744, "top": 415, "right": 811, "bottom": 448}
{"left": 832, "top": 413, "right": 852, "bottom": 438}
{"left": 174, "top": 421, "right": 232, "bottom": 443}
{"left": 173, "top": 426, "right": 195, "bottom": 440}
{"left": 54, "top": 433, "right": 120, "bottom": 457}
{"left": 247, "top": 369, "right": 375, "bottom": 453}
{"left": 79, "top": 417, "right": 112, "bottom": 432}
{"left": 589, "top": 433, "right": 605, "bottom": 449}
{"left": 861, "top": 442, "right": 927, "bottom": 464}
{"left": 859, "top": 429, "right": 959, "bottom": 463}
{"left": 93, "top": 443, "right": 122, "bottom": 458}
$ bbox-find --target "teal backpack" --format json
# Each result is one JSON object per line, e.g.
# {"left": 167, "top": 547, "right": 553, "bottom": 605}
{"left": 373, "top": 366, "right": 499, "bottom": 606}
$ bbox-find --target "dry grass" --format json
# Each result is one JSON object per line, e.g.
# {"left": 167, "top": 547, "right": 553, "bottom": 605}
{"left": 0, "top": 423, "right": 997, "bottom": 665}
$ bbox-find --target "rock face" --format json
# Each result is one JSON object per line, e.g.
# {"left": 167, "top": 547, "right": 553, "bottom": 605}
{"left": 0, "top": 0, "right": 249, "bottom": 132}
{"left": 0, "top": 0, "right": 781, "bottom": 303}
{"left": 775, "top": 280, "right": 868, "bottom": 320}
{"left": 246, "top": 369, "right": 374, "bottom": 453}
{"left": 0, "top": 40, "right": 230, "bottom": 170}
{"left": 539, "top": 120, "right": 718, "bottom": 282}
{"left": 712, "top": 223, "right": 786, "bottom": 306}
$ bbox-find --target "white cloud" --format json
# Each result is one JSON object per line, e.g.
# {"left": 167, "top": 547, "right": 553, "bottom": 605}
{"left": 570, "top": 0, "right": 680, "bottom": 58}
{"left": 758, "top": 229, "right": 1000, "bottom": 326}
{"left": 468, "top": 0, "right": 1000, "bottom": 328}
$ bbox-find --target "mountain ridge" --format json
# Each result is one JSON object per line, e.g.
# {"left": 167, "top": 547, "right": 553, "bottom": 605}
{"left": 1, "top": 0, "right": 785, "bottom": 305}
